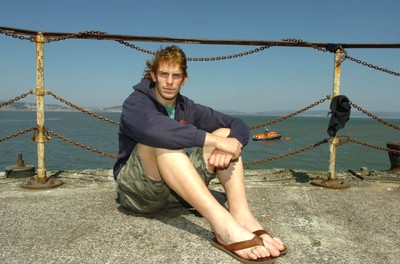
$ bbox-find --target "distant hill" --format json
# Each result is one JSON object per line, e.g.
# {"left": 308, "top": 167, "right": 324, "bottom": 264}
{"left": 1, "top": 101, "right": 398, "bottom": 119}
{"left": 221, "top": 109, "right": 399, "bottom": 119}
{"left": 0, "top": 101, "right": 124, "bottom": 113}
{"left": 101, "top": 106, "right": 122, "bottom": 112}
{"left": 0, "top": 101, "right": 72, "bottom": 111}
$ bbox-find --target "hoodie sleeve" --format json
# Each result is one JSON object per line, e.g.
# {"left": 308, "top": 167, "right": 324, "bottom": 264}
{"left": 189, "top": 103, "right": 250, "bottom": 147}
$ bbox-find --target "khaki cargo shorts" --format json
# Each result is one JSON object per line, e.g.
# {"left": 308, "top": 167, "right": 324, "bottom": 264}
{"left": 116, "top": 147, "right": 216, "bottom": 214}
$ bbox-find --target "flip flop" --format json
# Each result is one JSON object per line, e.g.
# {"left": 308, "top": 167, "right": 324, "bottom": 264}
{"left": 210, "top": 236, "right": 276, "bottom": 264}
{"left": 253, "top": 230, "right": 288, "bottom": 255}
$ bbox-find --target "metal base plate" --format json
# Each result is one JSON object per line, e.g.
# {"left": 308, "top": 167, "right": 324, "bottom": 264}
{"left": 310, "top": 176, "right": 350, "bottom": 189}
{"left": 20, "top": 175, "right": 63, "bottom": 190}
{"left": 6, "top": 165, "right": 36, "bottom": 178}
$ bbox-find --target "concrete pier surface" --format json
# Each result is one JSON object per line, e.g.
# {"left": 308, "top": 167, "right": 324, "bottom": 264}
{"left": 1, "top": 168, "right": 399, "bottom": 264}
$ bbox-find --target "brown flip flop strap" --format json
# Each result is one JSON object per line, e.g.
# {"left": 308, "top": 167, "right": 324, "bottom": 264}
{"left": 223, "top": 236, "right": 264, "bottom": 251}
{"left": 253, "top": 230, "right": 270, "bottom": 236}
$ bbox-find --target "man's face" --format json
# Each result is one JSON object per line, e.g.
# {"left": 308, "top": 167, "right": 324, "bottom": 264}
{"left": 151, "top": 63, "right": 188, "bottom": 107}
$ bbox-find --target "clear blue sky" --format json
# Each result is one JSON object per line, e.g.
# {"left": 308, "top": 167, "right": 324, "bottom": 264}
{"left": 1, "top": 0, "right": 399, "bottom": 113}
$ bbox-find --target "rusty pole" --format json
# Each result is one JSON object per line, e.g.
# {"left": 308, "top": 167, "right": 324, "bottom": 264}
{"left": 35, "top": 32, "right": 47, "bottom": 182}
{"left": 328, "top": 49, "right": 342, "bottom": 180}
{"left": 21, "top": 33, "right": 63, "bottom": 189}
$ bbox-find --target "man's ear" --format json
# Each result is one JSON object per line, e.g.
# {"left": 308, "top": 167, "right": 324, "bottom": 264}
{"left": 182, "top": 76, "right": 189, "bottom": 86}
{"left": 150, "top": 71, "right": 157, "bottom": 82}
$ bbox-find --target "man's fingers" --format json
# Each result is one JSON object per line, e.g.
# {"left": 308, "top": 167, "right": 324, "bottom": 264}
{"left": 208, "top": 150, "right": 233, "bottom": 168}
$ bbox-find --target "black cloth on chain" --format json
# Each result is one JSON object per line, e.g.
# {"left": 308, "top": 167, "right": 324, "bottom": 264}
{"left": 327, "top": 95, "right": 351, "bottom": 137}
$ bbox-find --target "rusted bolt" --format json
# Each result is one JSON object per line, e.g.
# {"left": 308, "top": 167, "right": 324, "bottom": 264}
{"left": 16, "top": 153, "right": 25, "bottom": 167}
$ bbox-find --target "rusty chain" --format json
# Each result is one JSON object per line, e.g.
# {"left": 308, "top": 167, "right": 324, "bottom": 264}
{"left": 0, "top": 90, "right": 34, "bottom": 108}
{"left": 343, "top": 53, "right": 400, "bottom": 76}
{"left": 0, "top": 30, "right": 34, "bottom": 41}
{"left": 249, "top": 95, "right": 330, "bottom": 131}
{"left": 46, "top": 91, "right": 119, "bottom": 125}
{"left": 350, "top": 101, "right": 400, "bottom": 131}
{"left": 0, "top": 127, "right": 36, "bottom": 142}
{"left": 244, "top": 134, "right": 400, "bottom": 167}
{"left": 345, "top": 136, "right": 400, "bottom": 154}
{"left": 116, "top": 40, "right": 155, "bottom": 55}
{"left": 117, "top": 39, "right": 271, "bottom": 61}
{"left": 46, "top": 128, "right": 118, "bottom": 159}
{"left": 47, "top": 30, "right": 108, "bottom": 42}
{"left": 244, "top": 138, "right": 329, "bottom": 166}
{"left": 4, "top": 28, "right": 271, "bottom": 60}
{"left": 282, "top": 38, "right": 329, "bottom": 53}
{"left": 283, "top": 38, "right": 399, "bottom": 76}
{"left": 186, "top": 46, "right": 270, "bottom": 61}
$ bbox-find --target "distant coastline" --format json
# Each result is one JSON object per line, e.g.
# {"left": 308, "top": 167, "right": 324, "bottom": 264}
{"left": 1, "top": 101, "right": 399, "bottom": 119}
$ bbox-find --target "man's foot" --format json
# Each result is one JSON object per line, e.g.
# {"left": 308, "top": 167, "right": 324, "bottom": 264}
{"left": 213, "top": 225, "right": 271, "bottom": 261}
{"left": 253, "top": 230, "right": 288, "bottom": 254}
{"left": 232, "top": 213, "right": 286, "bottom": 257}
{"left": 211, "top": 235, "right": 276, "bottom": 264}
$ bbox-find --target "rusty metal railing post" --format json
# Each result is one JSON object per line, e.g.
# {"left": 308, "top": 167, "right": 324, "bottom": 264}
{"left": 328, "top": 48, "right": 342, "bottom": 180}
{"left": 311, "top": 48, "right": 349, "bottom": 189}
{"left": 35, "top": 32, "right": 47, "bottom": 182}
{"left": 20, "top": 32, "right": 63, "bottom": 189}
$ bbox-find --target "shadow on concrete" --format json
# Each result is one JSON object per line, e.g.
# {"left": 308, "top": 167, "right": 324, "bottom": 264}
{"left": 289, "top": 169, "right": 311, "bottom": 183}
{"left": 115, "top": 189, "right": 227, "bottom": 241}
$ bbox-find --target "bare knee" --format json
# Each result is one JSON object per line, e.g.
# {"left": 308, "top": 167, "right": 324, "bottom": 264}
{"left": 136, "top": 144, "right": 187, "bottom": 181}
{"left": 135, "top": 144, "right": 162, "bottom": 181}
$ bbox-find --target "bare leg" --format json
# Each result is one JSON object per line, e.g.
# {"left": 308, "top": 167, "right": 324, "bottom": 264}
{"left": 136, "top": 144, "right": 270, "bottom": 260}
{"left": 203, "top": 128, "right": 286, "bottom": 257}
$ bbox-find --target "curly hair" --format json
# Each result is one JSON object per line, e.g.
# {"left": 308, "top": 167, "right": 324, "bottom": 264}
{"left": 143, "top": 45, "right": 188, "bottom": 79}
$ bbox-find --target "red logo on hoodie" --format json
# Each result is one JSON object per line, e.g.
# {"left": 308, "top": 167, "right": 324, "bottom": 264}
{"left": 179, "top": 120, "right": 186, "bottom": 124}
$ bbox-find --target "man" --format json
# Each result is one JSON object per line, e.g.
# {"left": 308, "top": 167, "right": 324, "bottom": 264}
{"left": 114, "top": 45, "right": 286, "bottom": 263}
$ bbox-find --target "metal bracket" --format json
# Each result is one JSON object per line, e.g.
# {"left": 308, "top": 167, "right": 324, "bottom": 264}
{"left": 20, "top": 175, "right": 63, "bottom": 190}
{"left": 310, "top": 176, "right": 350, "bottom": 189}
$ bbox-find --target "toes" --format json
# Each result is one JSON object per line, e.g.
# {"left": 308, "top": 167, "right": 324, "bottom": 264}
{"left": 256, "top": 245, "right": 271, "bottom": 258}
{"left": 260, "top": 235, "right": 282, "bottom": 257}
{"left": 273, "top": 237, "right": 286, "bottom": 251}
{"left": 250, "top": 248, "right": 261, "bottom": 259}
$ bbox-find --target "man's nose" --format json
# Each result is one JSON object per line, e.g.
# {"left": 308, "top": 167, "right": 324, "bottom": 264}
{"left": 166, "top": 74, "right": 173, "bottom": 83}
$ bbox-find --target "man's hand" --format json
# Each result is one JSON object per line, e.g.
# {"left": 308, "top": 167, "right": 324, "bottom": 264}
{"left": 214, "top": 136, "right": 242, "bottom": 159}
{"left": 205, "top": 133, "right": 242, "bottom": 169}
{"left": 208, "top": 149, "right": 233, "bottom": 168}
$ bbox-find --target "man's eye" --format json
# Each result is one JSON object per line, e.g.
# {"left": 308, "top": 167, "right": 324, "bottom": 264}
{"left": 159, "top": 72, "right": 168, "bottom": 78}
{"left": 172, "top": 74, "right": 183, "bottom": 79}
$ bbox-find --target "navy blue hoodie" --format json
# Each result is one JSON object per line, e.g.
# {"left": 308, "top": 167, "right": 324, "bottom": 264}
{"left": 113, "top": 78, "right": 249, "bottom": 178}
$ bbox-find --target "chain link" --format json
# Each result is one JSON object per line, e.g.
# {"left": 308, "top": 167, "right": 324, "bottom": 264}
{"left": 47, "top": 30, "right": 108, "bottom": 42}
{"left": 46, "top": 128, "right": 118, "bottom": 158}
{"left": 282, "top": 38, "right": 329, "bottom": 52}
{"left": 116, "top": 40, "right": 155, "bottom": 55}
{"left": 244, "top": 138, "right": 329, "bottom": 166}
{"left": 117, "top": 39, "right": 271, "bottom": 61}
{"left": 187, "top": 46, "right": 271, "bottom": 61}
{"left": 347, "top": 136, "right": 400, "bottom": 154}
{"left": 0, "top": 30, "right": 35, "bottom": 42}
{"left": 0, "top": 127, "right": 36, "bottom": 143}
{"left": 350, "top": 102, "right": 400, "bottom": 131}
{"left": 283, "top": 38, "right": 399, "bottom": 76}
{"left": 343, "top": 54, "right": 400, "bottom": 76}
{"left": 46, "top": 91, "right": 119, "bottom": 125}
{"left": 0, "top": 90, "right": 35, "bottom": 108}
{"left": 249, "top": 95, "right": 330, "bottom": 131}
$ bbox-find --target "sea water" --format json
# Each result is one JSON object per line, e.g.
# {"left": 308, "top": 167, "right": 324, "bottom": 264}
{"left": 1, "top": 111, "right": 399, "bottom": 172}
